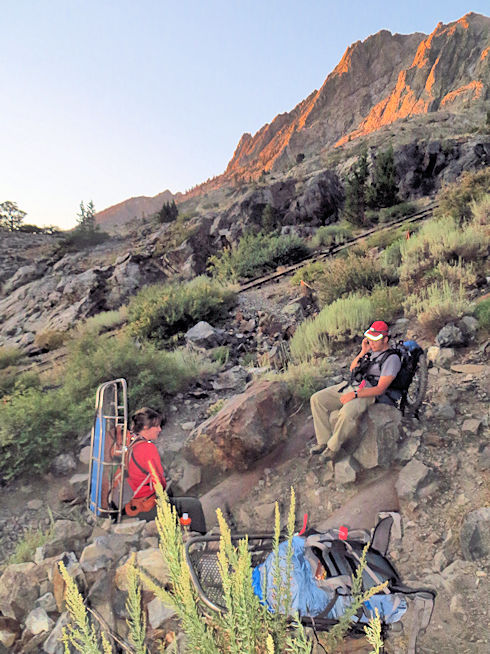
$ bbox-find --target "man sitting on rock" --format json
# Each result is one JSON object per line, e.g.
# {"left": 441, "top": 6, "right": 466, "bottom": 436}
{"left": 310, "top": 321, "right": 401, "bottom": 462}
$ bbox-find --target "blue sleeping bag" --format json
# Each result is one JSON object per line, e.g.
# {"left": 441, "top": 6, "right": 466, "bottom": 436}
{"left": 251, "top": 536, "right": 406, "bottom": 623}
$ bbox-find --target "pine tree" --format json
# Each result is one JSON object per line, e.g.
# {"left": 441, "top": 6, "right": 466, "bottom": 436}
{"left": 0, "top": 201, "right": 27, "bottom": 231}
{"left": 158, "top": 200, "right": 178, "bottom": 223}
{"left": 343, "top": 146, "right": 369, "bottom": 225}
{"left": 76, "top": 200, "right": 97, "bottom": 232}
{"left": 367, "top": 145, "right": 399, "bottom": 208}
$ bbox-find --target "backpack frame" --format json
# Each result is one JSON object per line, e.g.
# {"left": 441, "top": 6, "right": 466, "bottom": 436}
{"left": 185, "top": 513, "right": 436, "bottom": 653}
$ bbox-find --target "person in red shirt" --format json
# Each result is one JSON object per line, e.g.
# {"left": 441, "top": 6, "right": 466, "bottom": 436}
{"left": 127, "top": 407, "right": 166, "bottom": 500}
{"left": 123, "top": 407, "right": 206, "bottom": 532}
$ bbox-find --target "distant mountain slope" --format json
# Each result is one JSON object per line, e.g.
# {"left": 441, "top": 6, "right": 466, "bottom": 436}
{"left": 96, "top": 189, "right": 182, "bottom": 228}
{"left": 96, "top": 12, "right": 489, "bottom": 225}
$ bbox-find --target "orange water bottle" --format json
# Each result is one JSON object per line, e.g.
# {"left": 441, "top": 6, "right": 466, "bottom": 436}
{"left": 180, "top": 512, "right": 192, "bottom": 538}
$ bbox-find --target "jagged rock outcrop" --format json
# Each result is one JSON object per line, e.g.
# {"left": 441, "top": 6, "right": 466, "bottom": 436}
{"left": 224, "top": 13, "right": 489, "bottom": 180}
{"left": 0, "top": 251, "right": 166, "bottom": 348}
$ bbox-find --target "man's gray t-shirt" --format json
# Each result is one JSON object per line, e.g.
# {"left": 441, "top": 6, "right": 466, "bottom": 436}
{"left": 365, "top": 350, "right": 401, "bottom": 385}
{"left": 354, "top": 349, "right": 402, "bottom": 403}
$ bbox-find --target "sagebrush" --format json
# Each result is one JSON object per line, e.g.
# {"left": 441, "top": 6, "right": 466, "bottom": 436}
{"left": 128, "top": 276, "right": 236, "bottom": 342}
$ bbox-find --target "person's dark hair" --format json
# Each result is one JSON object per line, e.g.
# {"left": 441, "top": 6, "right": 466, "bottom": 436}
{"left": 131, "top": 407, "right": 163, "bottom": 434}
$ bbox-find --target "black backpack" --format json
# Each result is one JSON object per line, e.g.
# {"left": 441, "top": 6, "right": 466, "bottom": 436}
{"left": 351, "top": 340, "right": 427, "bottom": 416}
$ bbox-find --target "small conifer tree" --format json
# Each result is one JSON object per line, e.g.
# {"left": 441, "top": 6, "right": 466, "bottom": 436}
{"left": 158, "top": 200, "right": 179, "bottom": 223}
{"left": 76, "top": 200, "right": 98, "bottom": 233}
{"left": 343, "top": 146, "right": 369, "bottom": 225}
{"left": 367, "top": 145, "right": 399, "bottom": 209}
{"left": 0, "top": 201, "right": 27, "bottom": 231}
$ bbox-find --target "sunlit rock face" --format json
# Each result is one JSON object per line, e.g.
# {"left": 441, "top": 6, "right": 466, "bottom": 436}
{"left": 92, "top": 13, "right": 488, "bottom": 225}
{"left": 224, "top": 12, "right": 489, "bottom": 178}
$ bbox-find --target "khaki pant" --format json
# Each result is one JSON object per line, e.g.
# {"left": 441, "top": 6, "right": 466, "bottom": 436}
{"left": 310, "top": 382, "right": 376, "bottom": 452}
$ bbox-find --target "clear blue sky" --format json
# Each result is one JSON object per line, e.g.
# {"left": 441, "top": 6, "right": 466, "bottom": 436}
{"left": 1, "top": 1, "right": 487, "bottom": 229}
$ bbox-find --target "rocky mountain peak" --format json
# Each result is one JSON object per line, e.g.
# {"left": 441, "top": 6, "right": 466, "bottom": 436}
{"left": 92, "top": 13, "right": 488, "bottom": 226}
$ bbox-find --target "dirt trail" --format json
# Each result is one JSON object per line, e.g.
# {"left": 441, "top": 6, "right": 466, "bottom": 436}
{"left": 200, "top": 416, "right": 399, "bottom": 532}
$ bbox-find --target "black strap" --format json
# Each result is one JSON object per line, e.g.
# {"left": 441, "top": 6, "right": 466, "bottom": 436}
{"left": 316, "top": 589, "right": 340, "bottom": 620}
{"left": 129, "top": 438, "right": 151, "bottom": 476}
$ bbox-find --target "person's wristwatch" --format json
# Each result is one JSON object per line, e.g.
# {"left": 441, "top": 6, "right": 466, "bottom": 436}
{"left": 354, "top": 389, "right": 358, "bottom": 398}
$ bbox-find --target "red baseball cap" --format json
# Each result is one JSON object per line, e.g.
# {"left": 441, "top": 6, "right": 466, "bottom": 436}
{"left": 364, "top": 320, "right": 389, "bottom": 341}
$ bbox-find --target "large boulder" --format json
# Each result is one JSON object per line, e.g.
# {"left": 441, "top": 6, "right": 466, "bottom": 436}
{"left": 115, "top": 548, "right": 170, "bottom": 592}
{"left": 0, "top": 616, "right": 20, "bottom": 648}
{"left": 0, "top": 562, "right": 43, "bottom": 621}
{"left": 285, "top": 171, "right": 343, "bottom": 225}
{"left": 460, "top": 507, "right": 490, "bottom": 561}
{"left": 2, "top": 264, "right": 45, "bottom": 294}
{"left": 185, "top": 381, "right": 292, "bottom": 471}
{"left": 353, "top": 404, "right": 403, "bottom": 469}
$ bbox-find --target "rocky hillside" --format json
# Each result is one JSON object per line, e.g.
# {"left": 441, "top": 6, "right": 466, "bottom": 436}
{"left": 0, "top": 285, "right": 488, "bottom": 653}
{"left": 96, "top": 12, "right": 489, "bottom": 226}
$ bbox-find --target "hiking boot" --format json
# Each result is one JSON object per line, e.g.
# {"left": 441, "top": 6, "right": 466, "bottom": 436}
{"left": 309, "top": 443, "right": 327, "bottom": 456}
{"left": 319, "top": 447, "right": 336, "bottom": 462}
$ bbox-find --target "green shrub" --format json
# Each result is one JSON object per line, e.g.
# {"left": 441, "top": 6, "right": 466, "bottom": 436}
{"left": 0, "top": 368, "right": 40, "bottom": 399}
{"left": 77, "top": 307, "right": 128, "bottom": 335}
{"left": 314, "top": 253, "right": 394, "bottom": 306}
{"left": 0, "top": 346, "right": 23, "bottom": 370}
{"left": 63, "top": 332, "right": 217, "bottom": 410}
{"left": 0, "top": 333, "right": 217, "bottom": 480}
{"left": 377, "top": 201, "right": 416, "bottom": 223}
{"left": 290, "top": 285, "right": 401, "bottom": 362}
{"left": 474, "top": 297, "right": 490, "bottom": 333}
{"left": 210, "top": 345, "right": 230, "bottom": 366}
{"left": 58, "top": 228, "right": 110, "bottom": 252}
{"left": 424, "top": 261, "right": 478, "bottom": 288}
{"left": 208, "top": 232, "right": 310, "bottom": 282}
{"left": 0, "top": 386, "right": 70, "bottom": 481}
{"left": 290, "top": 261, "right": 325, "bottom": 287}
{"left": 435, "top": 169, "right": 490, "bottom": 222}
{"left": 270, "top": 360, "right": 329, "bottom": 401}
{"left": 403, "top": 281, "right": 469, "bottom": 335}
{"left": 5, "top": 523, "right": 54, "bottom": 567}
{"left": 382, "top": 237, "right": 404, "bottom": 270}
{"left": 312, "top": 222, "right": 353, "bottom": 248}
{"left": 128, "top": 276, "right": 236, "bottom": 342}
{"left": 364, "top": 225, "right": 407, "bottom": 250}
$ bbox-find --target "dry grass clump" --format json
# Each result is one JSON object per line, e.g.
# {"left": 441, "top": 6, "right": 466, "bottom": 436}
{"left": 403, "top": 281, "right": 470, "bottom": 335}
{"left": 314, "top": 253, "right": 396, "bottom": 306}
{"left": 290, "top": 285, "right": 402, "bottom": 362}
{"left": 76, "top": 307, "right": 128, "bottom": 335}
{"left": 0, "top": 345, "right": 24, "bottom": 370}
{"left": 34, "top": 329, "right": 67, "bottom": 351}
{"left": 398, "top": 215, "right": 488, "bottom": 285}
{"left": 434, "top": 168, "right": 490, "bottom": 222}
{"left": 312, "top": 222, "right": 353, "bottom": 248}
{"left": 269, "top": 360, "right": 329, "bottom": 401}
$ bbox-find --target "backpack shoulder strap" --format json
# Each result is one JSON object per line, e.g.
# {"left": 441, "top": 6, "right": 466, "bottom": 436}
{"left": 376, "top": 348, "right": 400, "bottom": 368}
{"left": 129, "top": 438, "right": 153, "bottom": 474}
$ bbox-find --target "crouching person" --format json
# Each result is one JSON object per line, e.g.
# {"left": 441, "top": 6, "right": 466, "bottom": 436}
{"left": 114, "top": 407, "right": 206, "bottom": 533}
{"left": 310, "top": 321, "right": 401, "bottom": 462}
